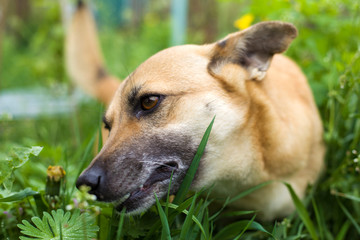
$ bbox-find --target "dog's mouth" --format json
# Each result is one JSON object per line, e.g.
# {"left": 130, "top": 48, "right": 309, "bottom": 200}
{"left": 114, "top": 161, "right": 179, "bottom": 213}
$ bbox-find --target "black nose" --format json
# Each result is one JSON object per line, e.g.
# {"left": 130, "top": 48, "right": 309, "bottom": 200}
{"left": 76, "top": 164, "right": 104, "bottom": 196}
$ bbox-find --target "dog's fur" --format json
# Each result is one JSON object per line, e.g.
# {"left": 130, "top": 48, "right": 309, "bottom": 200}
{"left": 67, "top": 3, "right": 325, "bottom": 220}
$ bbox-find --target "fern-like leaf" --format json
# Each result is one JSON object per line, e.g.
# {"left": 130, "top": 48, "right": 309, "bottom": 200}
{"left": 17, "top": 209, "right": 99, "bottom": 240}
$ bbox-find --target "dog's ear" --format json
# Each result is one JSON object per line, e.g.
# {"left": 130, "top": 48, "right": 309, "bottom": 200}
{"left": 208, "top": 21, "right": 297, "bottom": 81}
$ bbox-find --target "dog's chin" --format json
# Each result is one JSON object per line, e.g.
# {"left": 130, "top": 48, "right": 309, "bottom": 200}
{"left": 113, "top": 181, "right": 169, "bottom": 214}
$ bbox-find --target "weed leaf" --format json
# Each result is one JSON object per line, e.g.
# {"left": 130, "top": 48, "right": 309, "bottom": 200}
{"left": 17, "top": 209, "right": 99, "bottom": 239}
{"left": 0, "top": 188, "right": 38, "bottom": 202}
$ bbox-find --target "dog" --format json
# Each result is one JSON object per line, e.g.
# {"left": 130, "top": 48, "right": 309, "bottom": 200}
{"left": 67, "top": 2, "right": 325, "bottom": 220}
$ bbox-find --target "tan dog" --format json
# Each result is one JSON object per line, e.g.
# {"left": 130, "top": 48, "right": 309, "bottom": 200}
{"left": 67, "top": 3, "right": 325, "bottom": 220}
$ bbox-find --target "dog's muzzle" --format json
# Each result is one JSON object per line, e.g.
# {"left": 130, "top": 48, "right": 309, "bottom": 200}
{"left": 76, "top": 162, "right": 111, "bottom": 200}
{"left": 76, "top": 158, "right": 180, "bottom": 212}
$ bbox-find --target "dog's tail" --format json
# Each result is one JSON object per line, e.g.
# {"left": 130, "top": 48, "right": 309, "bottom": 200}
{"left": 65, "top": 0, "right": 120, "bottom": 106}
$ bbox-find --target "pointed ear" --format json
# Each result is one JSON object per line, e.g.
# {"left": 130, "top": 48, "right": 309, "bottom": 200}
{"left": 208, "top": 21, "right": 298, "bottom": 81}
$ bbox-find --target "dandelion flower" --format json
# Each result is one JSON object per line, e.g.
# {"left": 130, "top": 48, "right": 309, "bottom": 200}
{"left": 234, "top": 13, "right": 255, "bottom": 30}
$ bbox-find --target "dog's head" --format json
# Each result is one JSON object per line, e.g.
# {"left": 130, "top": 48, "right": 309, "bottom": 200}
{"left": 76, "top": 21, "right": 297, "bottom": 214}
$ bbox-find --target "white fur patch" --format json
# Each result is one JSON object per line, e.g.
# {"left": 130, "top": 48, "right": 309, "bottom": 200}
{"left": 249, "top": 68, "right": 267, "bottom": 81}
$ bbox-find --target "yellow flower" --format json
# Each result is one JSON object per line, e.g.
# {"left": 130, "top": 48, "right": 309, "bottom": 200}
{"left": 234, "top": 13, "right": 255, "bottom": 30}
{"left": 47, "top": 165, "right": 66, "bottom": 182}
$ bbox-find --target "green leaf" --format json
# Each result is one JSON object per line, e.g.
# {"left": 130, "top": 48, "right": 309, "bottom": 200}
{"left": 32, "top": 217, "right": 51, "bottom": 237}
{"left": 0, "top": 158, "right": 13, "bottom": 186}
{"left": 17, "top": 209, "right": 99, "bottom": 239}
{"left": 173, "top": 116, "right": 215, "bottom": 205}
{"left": 0, "top": 146, "right": 43, "bottom": 186}
{"left": 18, "top": 219, "right": 47, "bottom": 238}
{"left": 2, "top": 172, "right": 15, "bottom": 190}
{"left": 12, "top": 146, "right": 43, "bottom": 168}
{"left": 284, "top": 182, "right": 318, "bottom": 240}
{"left": 0, "top": 188, "right": 38, "bottom": 202}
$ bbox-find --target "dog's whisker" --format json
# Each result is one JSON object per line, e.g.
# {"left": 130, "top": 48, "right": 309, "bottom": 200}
{"left": 138, "top": 160, "right": 178, "bottom": 168}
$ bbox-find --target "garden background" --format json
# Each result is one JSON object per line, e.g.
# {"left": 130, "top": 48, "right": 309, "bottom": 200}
{"left": 0, "top": 0, "right": 359, "bottom": 239}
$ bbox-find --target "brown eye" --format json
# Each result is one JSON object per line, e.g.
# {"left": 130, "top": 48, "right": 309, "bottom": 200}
{"left": 141, "top": 96, "right": 159, "bottom": 110}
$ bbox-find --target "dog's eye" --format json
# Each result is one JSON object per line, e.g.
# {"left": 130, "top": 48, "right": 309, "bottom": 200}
{"left": 102, "top": 116, "right": 111, "bottom": 131}
{"left": 141, "top": 96, "right": 159, "bottom": 111}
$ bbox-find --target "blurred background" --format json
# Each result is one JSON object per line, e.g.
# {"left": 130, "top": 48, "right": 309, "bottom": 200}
{"left": 1, "top": 0, "right": 359, "bottom": 150}
{"left": 0, "top": 0, "right": 359, "bottom": 238}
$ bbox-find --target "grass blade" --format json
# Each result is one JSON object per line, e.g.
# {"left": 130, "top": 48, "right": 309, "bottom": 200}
{"left": 312, "top": 198, "right": 324, "bottom": 240}
{"left": 173, "top": 116, "right": 215, "bottom": 205}
{"left": 335, "top": 220, "right": 351, "bottom": 240}
{"left": 98, "top": 121, "right": 103, "bottom": 153}
{"left": 331, "top": 189, "right": 360, "bottom": 202}
{"left": 210, "top": 181, "right": 271, "bottom": 221}
{"left": 179, "top": 193, "right": 197, "bottom": 240}
{"left": 165, "top": 171, "right": 174, "bottom": 217}
{"left": 106, "top": 208, "right": 117, "bottom": 240}
{"left": 284, "top": 182, "right": 318, "bottom": 240}
{"left": 201, "top": 209, "right": 210, "bottom": 240}
{"left": 155, "top": 193, "right": 171, "bottom": 240}
{"left": 164, "top": 202, "right": 207, "bottom": 239}
{"left": 337, "top": 197, "right": 360, "bottom": 234}
{"left": 70, "top": 132, "right": 96, "bottom": 196}
{"left": 213, "top": 218, "right": 272, "bottom": 240}
{"left": 188, "top": 197, "right": 210, "bottom": 239}
{"left": 220, "top": 210, "right": 256, "bottom": 218}
{"left": 233, "top": 214, "right": 256, "bottom": 240}
{"left": 228, "top": 181, "right": 272, "bottom": 205}
{"left": 98, "top": 105, "right": 104, "bottom": 153}
{"left": 116, "top": 208, "right": 126, "bottom": 240}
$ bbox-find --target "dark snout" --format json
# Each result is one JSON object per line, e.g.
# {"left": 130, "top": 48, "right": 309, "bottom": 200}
{"left": 76, "top": 162, "right": 109, "bottom": 200}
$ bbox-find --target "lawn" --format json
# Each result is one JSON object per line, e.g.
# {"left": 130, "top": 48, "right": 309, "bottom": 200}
{"left": 1, "top": 0, "right": 359, "bottom": 239}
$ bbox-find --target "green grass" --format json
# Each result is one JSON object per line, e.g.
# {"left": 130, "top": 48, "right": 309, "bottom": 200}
{"left": 1, "top": 0, "right": 360, "bottom": 239}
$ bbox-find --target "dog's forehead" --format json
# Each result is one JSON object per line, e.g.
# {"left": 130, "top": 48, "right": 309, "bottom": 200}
{"left": 126, "top": 44, "right": 213, "bottom": 93}
{"left": 106, "top": 44, "right": 216, "bottom": 120}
